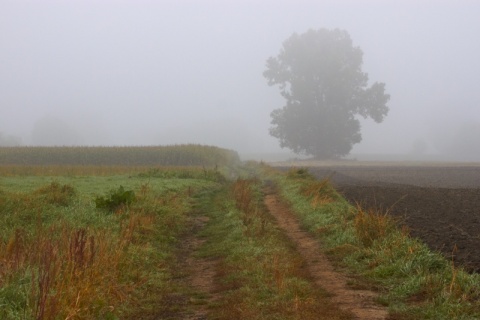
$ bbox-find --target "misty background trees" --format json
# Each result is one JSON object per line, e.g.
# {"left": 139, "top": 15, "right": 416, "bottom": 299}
{"left": 0, "top": 132, "right": 21, "bottom": 146}
{"left": 31, "top": 116, "right": 83, "bottom": 146}
{"left": 431, "top": 121, "right": 480, "bottom": 161}
{"left": 1, "top": 2, "right": 479, "bottom": 161}
{"left": 264, "top": 29, "right": 390, "bottom": 159}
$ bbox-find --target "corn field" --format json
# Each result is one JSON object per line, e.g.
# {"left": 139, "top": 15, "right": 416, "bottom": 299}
{"left": 0, "top": 144, "right": 240, "bottom": 166}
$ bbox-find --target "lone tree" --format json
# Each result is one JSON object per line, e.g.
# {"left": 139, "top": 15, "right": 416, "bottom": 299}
{"left": 264, "top": 28, "right": 390, "bottom": 159}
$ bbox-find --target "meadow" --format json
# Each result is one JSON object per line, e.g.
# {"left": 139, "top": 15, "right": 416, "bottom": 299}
{"left": 0, "top": 145, "right": 233, "bottom": 319}
{"left": 0, "top": 165, "right": 225, "bottom": 319}
{"left": 1, "top": 146, "right": 480, "bottom": 319}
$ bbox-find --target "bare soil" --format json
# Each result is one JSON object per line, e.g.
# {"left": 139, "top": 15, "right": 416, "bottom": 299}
{"left": 264, "top": 184, "right": 388, "bottom": 320}
{"left": 273, "top": 162, "right": 480, "bottom": 273}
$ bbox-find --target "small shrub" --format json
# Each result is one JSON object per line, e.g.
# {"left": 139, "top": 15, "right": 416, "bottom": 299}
{"left": 95, "top": 186, "right": 136, "bottom": 212}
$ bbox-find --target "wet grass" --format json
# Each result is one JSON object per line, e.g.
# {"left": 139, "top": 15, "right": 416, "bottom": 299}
{"left": 270, "top": 166, "right": 480, "bottom": 319}
{"left": 198, "top": 178, "right": 352, "bottom": 320}
{"left": 0, "top": 166, "right": 221, "bottom": 319}
{"left": 4, "top": 161, "right": 478, "bottom": 319}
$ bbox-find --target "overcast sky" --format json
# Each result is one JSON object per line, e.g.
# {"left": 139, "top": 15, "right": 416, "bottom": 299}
{"left": 1, "top": 0, "right": 479, "bottom": 159}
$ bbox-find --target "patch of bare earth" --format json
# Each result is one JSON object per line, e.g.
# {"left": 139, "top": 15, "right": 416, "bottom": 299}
{"left": 173, "top": 214, "right": 220, "bottom": 320}
{"left": 264, "top": 187, "right": 388, "bottom": 320}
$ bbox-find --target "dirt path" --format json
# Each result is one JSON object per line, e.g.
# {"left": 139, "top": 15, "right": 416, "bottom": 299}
{"left": 175, "top": 214, "right": 219, "bottom": 320}
{"left": 263, "top": 185, "right": 389, "bottom": 320}
{"left": 174, "top": 183, "right": 388, "bottom": 319}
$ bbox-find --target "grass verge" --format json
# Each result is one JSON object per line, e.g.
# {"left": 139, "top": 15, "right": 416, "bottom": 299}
{"left": 267, "top": 166, "right": 480, "bottom": 319}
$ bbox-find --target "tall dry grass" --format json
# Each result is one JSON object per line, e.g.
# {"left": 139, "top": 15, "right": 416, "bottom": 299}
{"left": 1, "top": 221, "right": 143, "bottom": 319}
{"left": 353, "top": 205, "right": 397, "bottom": 247}
{"left": 300, "top": 178, "right": 339, "bottom": 208}
{"left": 0, "top": 176, "right": 201, "bottom": 319}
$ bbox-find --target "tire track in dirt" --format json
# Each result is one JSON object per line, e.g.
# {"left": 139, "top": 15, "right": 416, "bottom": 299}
{"left": 264, "top": 185, "right": 388, "bottom": 320}
{"left": 175, "top": 214, "right": 220, "bottom": 320}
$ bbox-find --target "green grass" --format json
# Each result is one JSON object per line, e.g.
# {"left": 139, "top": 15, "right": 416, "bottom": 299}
{"left": 3, "top": 161, "right": 479, "bottom": 319}
{"left": 267, "top": 166, "right": 480, "bottom": 319}
{"left": 0, "top": 166, "right": 222, "bottom": 319}
{"left": 197, "top": 178, "right": 351, "bottom": 320}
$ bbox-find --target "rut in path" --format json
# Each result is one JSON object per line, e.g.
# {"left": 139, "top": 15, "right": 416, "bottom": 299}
{"left": 263, "top": 184, "right": 388, "bottom": 320}
{"left": 175, "top": 213, "right": 219, "bottom": 320}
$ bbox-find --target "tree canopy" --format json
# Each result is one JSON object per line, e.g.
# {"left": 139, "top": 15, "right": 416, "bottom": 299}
{"left": 264, "top": 28, "right": 390, "bottom": 159}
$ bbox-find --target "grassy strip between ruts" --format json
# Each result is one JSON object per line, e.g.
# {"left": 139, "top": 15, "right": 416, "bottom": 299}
{"left": 0, "top": 168, "right": 221, "bottom": 319}
{"left": 263, "top": 165, "right": 480, "bottom": 319}
{"left": 198, "top": 178, "right": 352, "bottom": 320}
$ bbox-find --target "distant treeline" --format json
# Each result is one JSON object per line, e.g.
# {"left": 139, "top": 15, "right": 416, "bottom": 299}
{"left": 0, "top": 145, "right": 240, "bottom": 166}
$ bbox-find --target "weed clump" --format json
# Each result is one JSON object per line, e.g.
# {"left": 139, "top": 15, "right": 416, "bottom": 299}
{"left": 35, "top": 181, "right": 76, "bottom": 206}
{"left": 286, "top": 167, "right": 315, "bottom": 180}
{"left": 95, "top": 186, "right": 136, "bottom": 212}
{"left": 300, "top": 178, "right": 340, "bottom": 207}
{"left": 354, "top": 206, "right": 396, "bottom": 247}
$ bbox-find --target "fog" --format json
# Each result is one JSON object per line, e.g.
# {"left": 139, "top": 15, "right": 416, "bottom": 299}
{"left": 1, "top": 0, "right": 479, "bottom": 161}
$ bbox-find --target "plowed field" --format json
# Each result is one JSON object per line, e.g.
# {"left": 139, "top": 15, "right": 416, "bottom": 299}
{"left": 274, "top": 162, "right": 480, "bottom": 273}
